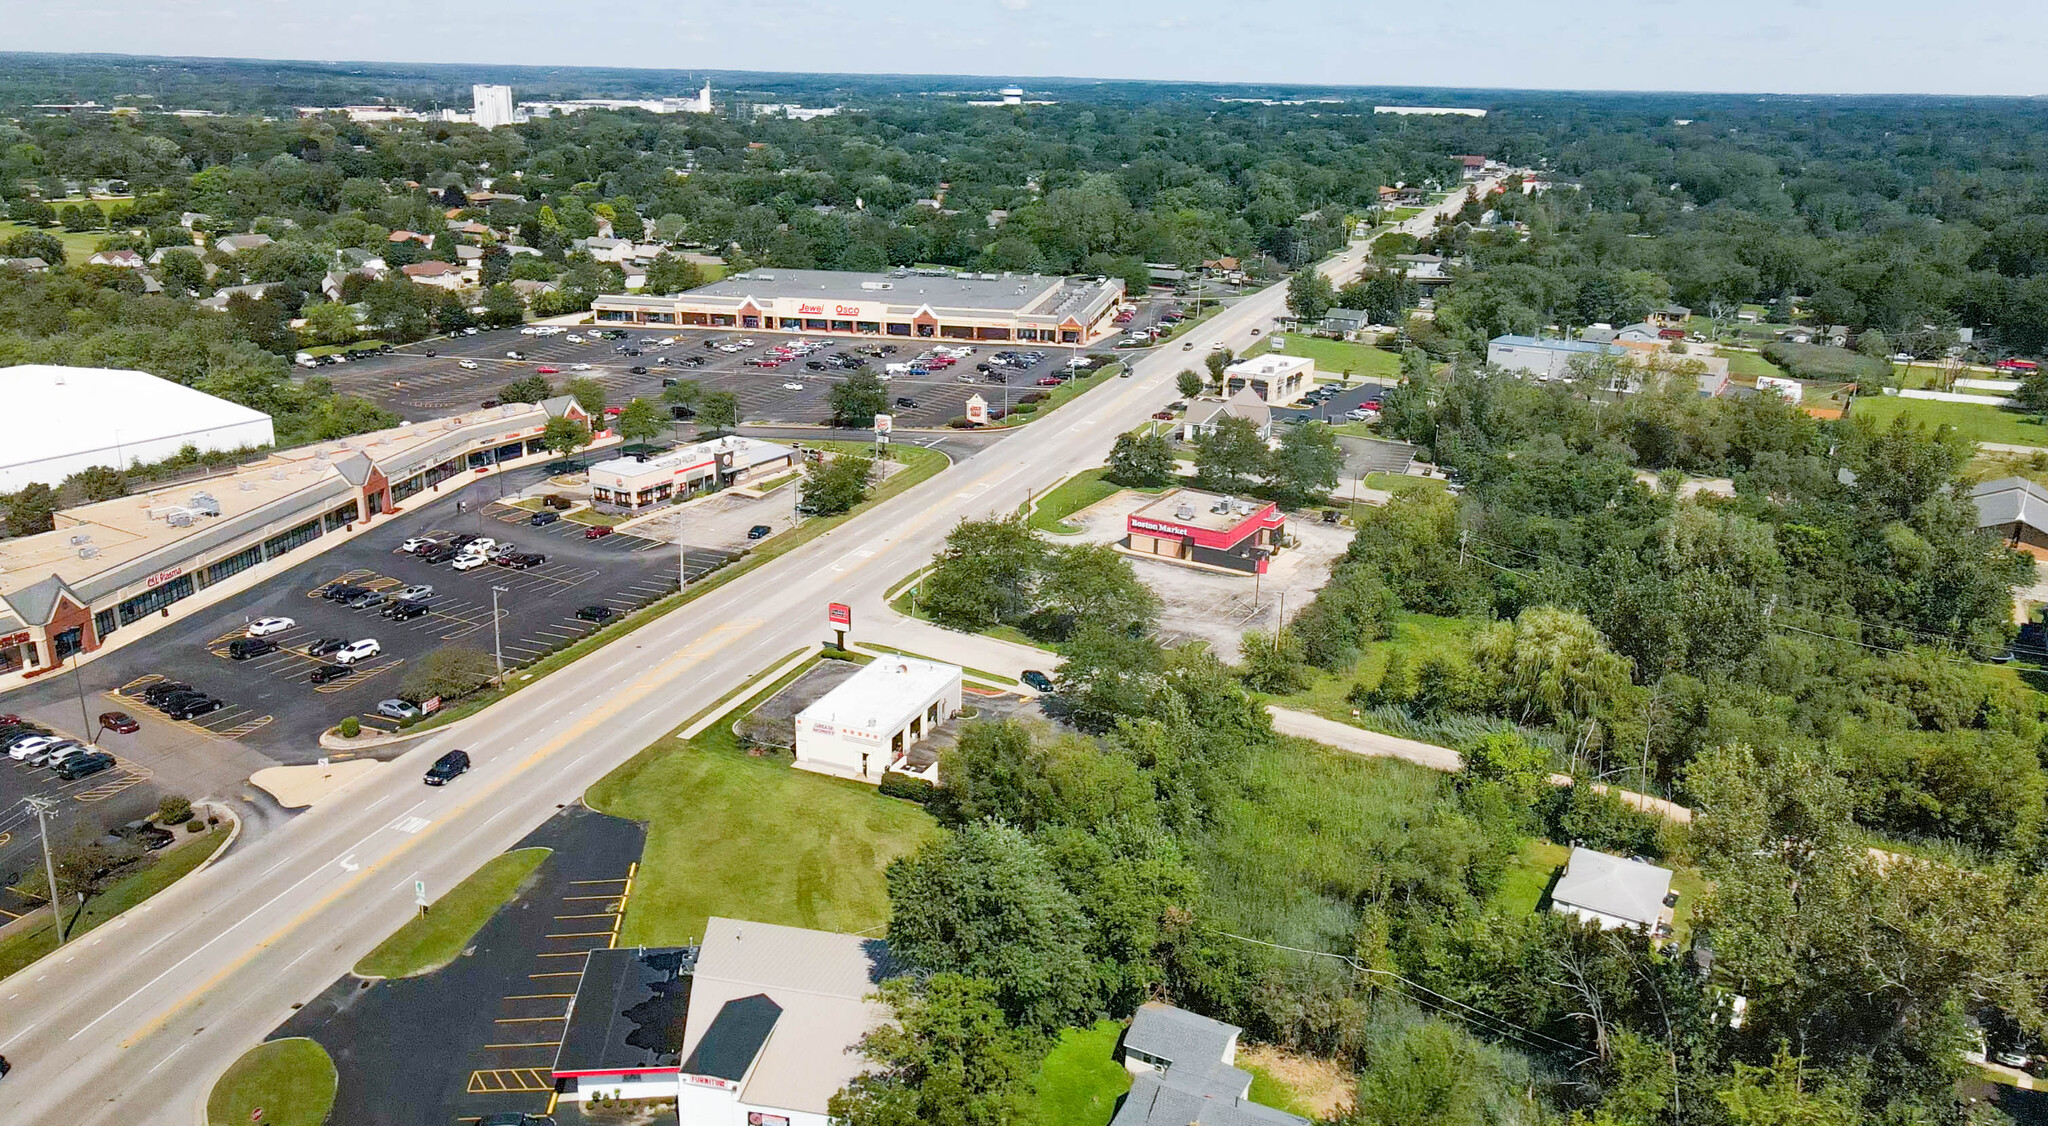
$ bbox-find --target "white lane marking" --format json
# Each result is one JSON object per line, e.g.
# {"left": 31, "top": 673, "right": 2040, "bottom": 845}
{"left": 0, "top": 1019, "right": 39, "bottom": 1050}
{"left": 392, "top": 816, "right": 430, "bottom": 835}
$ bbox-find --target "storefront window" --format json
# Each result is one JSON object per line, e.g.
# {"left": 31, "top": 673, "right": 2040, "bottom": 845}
{"left": 425, "top": 458, "right": 463, "bottom": 487}
{"left": 324, "top": 501, "right": 360, "bottom": 532}
{"left": 262, "top": 519, "right": 321, "bottom": 560}
{"left": 94, "top": 608, "right": 117, "bottom": 642}
{"left": 741, "top": 315, "right": 760, "bottom": 328}
{"left": 51, "top": 626, "right": 82, "bottom": 661}
{"left": 204, "top": 544, "right": 263, "bottom": 586}
{"left": 887, "top": 323, "right": 911, "bottom": 336}
{"left": 392, "top": 473, "right": 424, "bottom": 502}
{"left": 118, "top": 574, "right": 194, "bottom": 625}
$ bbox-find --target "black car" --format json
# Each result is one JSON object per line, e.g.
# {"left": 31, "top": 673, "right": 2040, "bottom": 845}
{"left": 140, "top": 681, "right": 194, "bottom": 705}
{"left": 167, "top": 697, "right": 224, "bottom": 721}
{"left": 152, "top": 690, "right": 210, "bottom": 712}
{"left": 501, "top": 552, "right": 545, "bottom": 569}
{"left": 57, "top": 753, "right": 116, "bottom": 781}
{"left": 1021, "top": 669, "right": 1055, "bottom": 693}
{"left": 424, "top": 749, "right": 471, "bottom": 786}
{"left": 323, "top": 583, "right": 367, "bottom": 602}
{"left": 661, "top": 377, "right": 679, "bottom": 387}
{"left": 383, "top": 599, "right": 430, "bottom": 621}
{"left": 307, "top": 637, "right": 347, "bottom": 657}
{"left": 530, "top": 511, "right": 560, "bottom": 526}
{"left": 894, "top": 397, "right": 918, "bottom": 409}
{"left": 575, "top": 605, "right": 615, "bottom": 623}
{"left": 679, "top": 356, "right": 704, "bottom": 367}
{"left": 628, "top": 365, "right": 647, "bottom": 375}
{"left": 449, "top": 533, "right": 478, "bottom": 549}
{"left": 309, "top": 663, "right": 352, "bottom": 684}
{"left": 228, "top": 637, "right": 276, "bottom": 660}
{"left": 747, "top": 524, "right": 772, "bottom": 540}
{"left": 421, "top": 546, "right": 460, "bottom": 564}
{"left": 806, "top": 360, "right": 826, "bottom": 370}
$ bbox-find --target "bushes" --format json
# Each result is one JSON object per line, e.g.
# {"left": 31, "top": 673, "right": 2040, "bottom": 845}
{"left": 880, "top": 772, "right": 936, "bottom": 803}
{"left": 156, "top": 795, "right": 194, "bottom": 826}
{"left": 337, "top": 716, "right": 360, "bottom": 738}
{"left": 1760, "top": 341, "right": 1891, "bottom": 383}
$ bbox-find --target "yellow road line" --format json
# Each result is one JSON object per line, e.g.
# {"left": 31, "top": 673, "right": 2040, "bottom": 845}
{"left": 528, "top": 971, "right": 582, "bottom": 979}
{"left": 553, "top": 913, "right": 616, "bottom": 921}
{"left": 545, "top": 931, "right": 612, "bottom": 940}
{"left": 567, "top": 878, "right": 628, "bottom": 886}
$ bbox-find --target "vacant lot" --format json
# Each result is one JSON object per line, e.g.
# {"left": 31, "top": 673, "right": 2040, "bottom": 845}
{"left": 1254, "top": 335, "right": 1402, "bottom": 380}
{"left": 1850, "top": 396, "right": 2048, "bottom": 447}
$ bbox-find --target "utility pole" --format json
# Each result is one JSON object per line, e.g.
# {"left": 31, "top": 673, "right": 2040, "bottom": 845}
{"left": 71, "top": 648, "right": 93, "bottom": 740}
{"left": 490, "top": 586, "right": 508, "bottom": 682}
{"left": 23, "top": 796, "right": 64, "bottom": 944}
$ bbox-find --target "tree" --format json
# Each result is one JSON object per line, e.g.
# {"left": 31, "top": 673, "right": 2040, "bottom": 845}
{"left": 1459, "top": 731, "right": 1552, "bottom": 805}
{"left": 1715, "top": 1045, "right": 1859, "bottom": 1126}
{"left": 696, "top": 390, "right": 740, "bottom": 434}
{"left": 1204, "top": 348, "right": 1234, "bottom": 386}
{"left": 660, "top": 379, "right": 703, "bottom": 411}
{"left": 1031, "top": 543, "right": 1159, "bottom": 641}
{"left": 829, "top": 366, "right": 889, "bottom": 428}
{"left": 300, "top": 301, "right": 359, "bottom": 345}
{"left": 885, "top": 820, "right": 1098, "bottom": 1030}
{"left": 1287, "top": 268, "right": 1336, "bottom": 322}
{"left": 1194, "top": 414, "right": 1270, "bottom": 494}
{"left": 1855, "top": 328, "right": 1891, "bottom": 359}
{"left": 615, "top": 398, "right": 668, "bottom": 444}
{"left": 539, "top": 415, "right": 592, "bottom": 456}
{"left": 1, "top": 230, "right": 65, "bottom": 266}
{"left": 498, "top": 374, "right": 553, "bottom": 404}
{"left": 1105, "top": 431, "right": 1175, "bottom": 488}
{"left": 921, "top": 515, "right": 1048, "bottom": 630}
{"left": 827, "top": 974, "right": 1041, "bottom": 1126}
{"left": 1238, "top": 628, "right": 1307, "bottom": 693}
{"left": 563, "top": 377, "right": 607, "bottom": 418}
{"left": 1176, "top": 368, "right": 1206, "bottom": 399}
{"left": 642, "top": 252, "right": 704, "bottom": 295}
{"left": 398, "top": 646, "right": 499, "bottom": 702}
{"left": 800, "top": 454, "right": 874, "bottom": 517}
{"left": 1054, "top": 623, "right": 1162, "bottom": 733}
{"left": 60, "top": 204, "right": 96, "bottom": 233}
{"left": 1265, "top": 420, "right": 1341, "bottom": 506}
{"left": 1470, "top": 606, "right": 1632, "bottom": 728}
{"left": 16, "top": 827, "right": 144, "bottom": 937}
{"left": 480, "top": 283, "right": 525, "bottom": 327}
{"left": 2016, "top": 372, "right": 2048, "bottom": 420}
{"left": 4, "top": 482, "right": 58, "bottom": 536}
{"left": 65, "top": 465, "right": 127, "bottom": 503}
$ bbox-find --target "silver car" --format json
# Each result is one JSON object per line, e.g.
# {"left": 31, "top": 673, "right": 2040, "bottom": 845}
{"left": 390, "top": 584, "right": 435, "bottom": 602}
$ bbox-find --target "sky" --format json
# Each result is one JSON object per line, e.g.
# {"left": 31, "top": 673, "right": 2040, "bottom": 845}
{"left": 9, "top": 0, "right": 2048, "bottom": 97}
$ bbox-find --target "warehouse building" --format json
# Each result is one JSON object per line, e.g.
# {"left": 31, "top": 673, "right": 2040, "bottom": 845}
{"left": 1125, "top": 489, "right": 1286, "bottom": 575}
{"left": 592, "top": 268, "right": 1126, "bottom": 345}
{"left": 587, "top": 436, "right": 798, "bottom": 510}
{"left": 792, "top": 655, "right": 961, "bottom": 783}
{"left": 675, "top": 917, "right": 897, "bottom": 1126}
{"left": 0, "top": 397, "right": 599, "bottom": 680}
{"left": 0, "top": 364, "right": 277, "bottom": 492}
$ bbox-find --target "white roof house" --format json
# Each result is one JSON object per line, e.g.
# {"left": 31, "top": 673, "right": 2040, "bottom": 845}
{"left": 0, "top": 365, "right": 275, "bottom": 491}
{"left": 674, "top": 917, "right": 897, "bottom": 1123}
{"left": 1549, "top": 847, "right": 1674, "bottom": 931}
{"left": 794, "top": 655, "right": 962, "bottom": 783}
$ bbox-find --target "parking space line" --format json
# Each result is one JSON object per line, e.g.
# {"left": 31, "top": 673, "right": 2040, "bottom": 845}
{"left": 504, "top": 993, "right": 576, "bottom": 1000}
{"left": 552, "top": 913, "right": 616, "bottom": 921}
{"left": 534, "top": 950, "right": 599, "bottom": 958}
{"left": 482, "top": 1041, "right": 562, "bottom": 1050}
{"left": 527, "top": 972, "right": 582, "bottom": 979}
{"left": 493, "top": 1016, "right": 566, "bottom": 1024}
{"left": 545, "top": 931, "right": 612, "bottom": 940}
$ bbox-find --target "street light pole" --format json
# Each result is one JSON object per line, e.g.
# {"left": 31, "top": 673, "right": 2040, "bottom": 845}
{"left": 71, "top": 649, "right": 92, "bottom": 740}
{"left": 23, "top": 795, "right": 64, "bottom": 944}
{"left": 490, "top": 585, "right": 508, "bottom": 683}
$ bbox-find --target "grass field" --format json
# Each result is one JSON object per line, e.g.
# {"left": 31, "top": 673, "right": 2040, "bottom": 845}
{"left": 207, "top": 1038, "right": 338, "bottom": 1126}
{"left": 0, "top": 219, "right": 110, "bottom": 262}
{"left": 1255, "top": 335, "right": 1402, "bottom": 380}
{"left": 1717, "top": 348, "right": 1788, "bottom": 382}
{"left": 1849, "top": 395, "right": 2048, "bottom": 447}
{"left": 1030, "top": 467, "right": 1119, "bottom": 533}
{"left": 1029, "top": 1021, "right": 1131, "bottom": 1126}
{"left": 1245, "top": 1066, "right": 1316, "bottom": 1118}
{"left": 353, "top": 848, "right": 550, "bottom": 978}
{"left": 0, "top": 825, "right": 229, "bottom": 983}
{"left": 1362, "top": 471, "right": 1444, "bottom": 495}
{"left": 1492, "top": 839, "right": 1571, "bottom": 915}
{"left": 585, "top": 666, "right": 940, "bottom": 944}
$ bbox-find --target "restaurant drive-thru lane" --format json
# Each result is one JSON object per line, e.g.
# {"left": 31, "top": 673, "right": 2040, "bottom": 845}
{"left": 0, "top": 221, "right": 1433, "bottom": 1126}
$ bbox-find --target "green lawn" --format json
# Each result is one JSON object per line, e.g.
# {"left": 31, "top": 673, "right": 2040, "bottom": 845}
{"left": 0, "top": 826, "right": 230, "bottom": 982}
{"left": 0, "top": 219, "right": 111, "bottom": 263}
{"left": 1028, "top": 467, "right": 1154, "bottom": 534}
{"left": 1717, "top": 348, "right": 1788, "bottom": 382}
{"left": 1492, "top": 839, "right": 1571, "bottom": 915}
{"left": 585, "top": 674, "right": 940, "bottom": 944}
{"left": 564, "top": 506, "right": 625, "bottom": 527}
{"left": 1245, "top": 1065, "right": 1316, "bottom": 1119}
{"left": 1849, "top": 396, "right": 2048, "bottom": 447}
{"left": 997, "top": 361, "right": 1124, "bottom": 427}
{"left": 860, "top": 642, "right": 1019, "bottom": 686}
{"left": 207, "top": 1038, "right": 338, "bottom": 1126}
{"left": 1029, "top": 1021, "right": 1132, "bottom": 1126}
{"left": 1255, "top": 335, "right": 1402, "bottom": 380}
{"left": 1362, "top": 471, "right": 1444, "bottom": 495}
{"left": 353, "top": 848, "right": 550, "bottom": 978}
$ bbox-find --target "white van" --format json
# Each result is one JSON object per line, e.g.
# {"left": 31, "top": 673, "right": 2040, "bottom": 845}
{"left": 885, "top": 362, "right": 913, "bottom": 375}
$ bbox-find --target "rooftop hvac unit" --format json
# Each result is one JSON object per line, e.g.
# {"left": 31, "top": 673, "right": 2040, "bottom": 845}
{"left": 166, "top": 511, "right": 195, "bottom": 528}
{"left": 1176, "top": 503, "right": 1195, "bottom": 521}
{"left": 76, "top": 546, "right": 99, "bottom": 559}
{"left": 271, "top": 469, "right": 287, "bottom": 480}
{"left": 189, "top": 493, "right": 220, "bottom": 515}
{"left": 238, "top": 480, "right": 256, "bottom": 491}
{"left": 1212, "top": 495, "right": 1234, "bottom": 514}
{"left": 68, "top": 533, "right": 91, "bottom": 545}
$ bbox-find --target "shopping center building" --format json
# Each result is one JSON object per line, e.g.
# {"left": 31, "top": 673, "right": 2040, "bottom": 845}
{"left": 591, "top": 268, "right": 1126, "bottom": 345}
{"left": 586, "top": 436, "right": 798, "bottom": 510}
{"left": 0, "top": 394, "right": 601, "bottom": 679}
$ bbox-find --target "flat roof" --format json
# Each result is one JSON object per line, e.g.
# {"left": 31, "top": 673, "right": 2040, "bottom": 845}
{"left": 1224, "top": 354, "right": 1312, "bottom": 379}
{"left": 1491, "top": 335, "right": 1623, "bottom": 354}
{"left": 1131, "top": 489, "right": 1278, "bottom": 535}
{"left": 0, "top": 365, "right": 274, "bottom": 475}
{"left": 681, "top": 917, "right": 896, "bottom": 1115}
{"left": 0, "top": 398, "right": 577, "bottom": 609}
{"left": 553, "top": 947, "right": 693, "bottom": 1077}
{"left": 589, "top": 437, "right": 794, "bottom": 485}
{"left": 639, "top": 267, "right": 1118, "bottom": 322}
{"left": 797, "top": 655, "right": 961, "bottom": 733}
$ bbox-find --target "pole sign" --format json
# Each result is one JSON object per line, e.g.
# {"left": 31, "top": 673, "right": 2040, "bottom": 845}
{"left": 828, "top": 603, "right": 853, "bottom": 629}
{"left": 415, "top": 880, "right": 429, "bottom": 906}
{"left": 873, "top": 413, "right": 893, "bottom": 436}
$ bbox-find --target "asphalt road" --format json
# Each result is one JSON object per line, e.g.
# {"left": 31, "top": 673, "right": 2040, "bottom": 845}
{"left": 0, "top": 187, "right": 1481, "bottom": 1126}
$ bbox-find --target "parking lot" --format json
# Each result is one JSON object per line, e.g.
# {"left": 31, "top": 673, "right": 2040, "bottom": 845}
{"left": 320, "top": 321, "right": 1123, "bottom": 430}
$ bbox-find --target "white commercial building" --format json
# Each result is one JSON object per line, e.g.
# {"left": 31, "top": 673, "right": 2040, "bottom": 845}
{"left": 1220, "top": 353, "right": 1314, "bottom": 406}
{"left": 586, "top": 436, "right": 797, "bottom": 510}
{"left": 472, "top": 84, "right": 516, "bottom": 129}
{"left": 675, "top": 917, "right": 896, "bottom": 1126}
{"left": 0, "top": 365, "right": 276, "bottom": 492}
{"left": 793, "top": 656, "right": 961, "bottom": 783}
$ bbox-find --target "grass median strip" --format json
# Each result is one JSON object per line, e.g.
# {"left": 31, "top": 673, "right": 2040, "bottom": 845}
{"left": 353, "top": 847, "right": 550, "bottom": 979}
{"left": 0, "top": 825, "right": 230, "bottom": 983}
{"left": 206, "top": 1037, "right": 338, "bottom": 1126}
{"left": 996, "top": 361, "right": 1123, "bottom": 427}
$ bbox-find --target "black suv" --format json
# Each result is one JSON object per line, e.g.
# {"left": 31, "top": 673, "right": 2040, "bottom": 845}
{"left": 383, "top": 599, "right": 430, "bottom": 621}
{"left": 228, "top": 637, "right": 276, "bottom": 660}
{"left": 310, "top": 663, "right": 352, "bottom": 685}
{"left": 140, "top": 681, "right": 193, "bottom": 705}
{"left": 894, "top": 396, "right": 918, "bottom": 409}
{"left": 424, "top": 749, "right": 471, "bottom": 786}
{"left": 576, "top": 605, "right": 615, "bottom": 623}
{"left": 323, "top": 583, "right": 368, "bottom": 602}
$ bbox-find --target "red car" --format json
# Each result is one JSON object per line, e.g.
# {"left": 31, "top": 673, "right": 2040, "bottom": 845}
{"left": 1152, "top": 411, "right": 1175, "bottom": 421}
{"left": 536, "top": 365, "right": 559, "bottom": 374}
{"left": 604, "top": 406, "right": 623, "bottom": 417}
{"left": 584, "top": 525, "right": 614, "bottom": 539}
{"left": 99, "top": 710, "right": 139, "bottom": 734}
{"left": 1037, "top": 376, "right": 1062, "bottom": 386}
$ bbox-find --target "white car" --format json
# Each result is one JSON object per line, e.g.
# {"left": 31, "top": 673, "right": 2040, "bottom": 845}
{"left": 458, "top": 360, "right": 479, "bottom": 370}
{"left": 571, "top": 363, "right": 593, "bottom": 371}
{"left": 334, "top": 639, "right": 382, "bottom": 665}
{"left": 390, "top": 584, "right": 435, "bottom": 601}
{"left": 783, "top": 382, "right": 805, "bottom": 391}
{"left": 452, "top": 554, "right": 489, "bottom": 571}
{"left": 400, "top": 536, "right": 433, "bottom": 553}
{"left": 1209, "top": 341, "right": 1226, "bottom": 351}
{"left": 247, "top": 616, "right": 295, "bottom": 637}
{"left": 8, "top": 735, "right": 60, "bottom": 761}
{"left": 520, "top": 326, "right": 540, "bottom": 335}
{"left": 465, "top": 538, "right": 498, "bottom": 554}
{"left": 566, "top": 334, "right": 584, "bottom": 343}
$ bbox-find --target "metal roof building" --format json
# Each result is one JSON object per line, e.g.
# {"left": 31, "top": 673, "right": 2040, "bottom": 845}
{"left": 1112, "top": 1002, "right": 1309, "bottom": 1126}
{"left": 0, "top": 365, "right": 276, "bottom": 492}
{"left": 1549, "top": 846, "right": 1674, "bottom": 931}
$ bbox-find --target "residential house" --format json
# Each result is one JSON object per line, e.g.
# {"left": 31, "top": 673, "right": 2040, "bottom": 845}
{"left": 1, "top": 257, "right": 51, "bottom": 273}
{"left": 1549, "top": 847, "right": 1676, "bottom": 934}
{"left": 1971, "top": 477, "right": 2048, "bottom": 557}
{"left": 1319, "top": 308, "right": 1370, "bottom": 338}
{"left": 503, "top": 244, "right": 543, "bottom": 258}
{"left": 1579, "top": 324, "right": 1620, "bottom": 345}
{"left": 576, "top": 236, "right": 636, "bottom": 264}
{"left": 509, "top": 279, "right": 559, "bottom": 303}
{"left": 212, "top": 233, "right": 273, "bottom": 255}
{"left": 1778, "top": 326, "right": 1816, "bottom": 345}
{"left": 178, "top": 211, "right": 209, "bottom": 229}
{"left": 1648, "top": 305, "right": 1692, "bottom": 328}
{"left": 88, "top": 249, "right": 144, "bottom": 269}
{"left": 1393, "top": 253, "right": 1448, "bottom": 284}
{"left": 1453, "top": 154, "right": 1488, "bottom": 179}
{"left": 453, "top": 244, "right": 484, "bottom": 265}
{"left": 1825, "top": 325, "right": 1851, "bottom": 348}
{"left": 1378, "top": 185, "right": 1427, "bottom": 208}
{"left": 448, "top": 220, "right": 493, "bottom": 239}
{"left": 321, "top": 267, "right": 385, "bottom": 302}
{"left": 400, "top": 260, "right": 467, "bottom": 290}
{"left": 388, "top": 230, "right": 432, "bottom": 246}
{"left": 197, "top": 282, "right": 277, "bottom": 311}
{"left": 1612, "top": 322, "right": 1667, "bottom": 345}
{"left": 1182, "top": 388, "right": 1274, "bottom": 442}
{"left": 1112, "top": 1003, "right": 1309, "bottom": 1126}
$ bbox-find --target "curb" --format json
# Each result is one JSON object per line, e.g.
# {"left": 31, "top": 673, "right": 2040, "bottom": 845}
{"left": 187, "top": 799, "right": 243, "bottom": 877}
{"left": 318, "top": 720, "right": 451, "bottom": 753}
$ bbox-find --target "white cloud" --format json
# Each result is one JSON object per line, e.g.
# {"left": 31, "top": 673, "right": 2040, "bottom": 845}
{"left": 999, "top": 0, "right": 1029, "bottom": 9}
